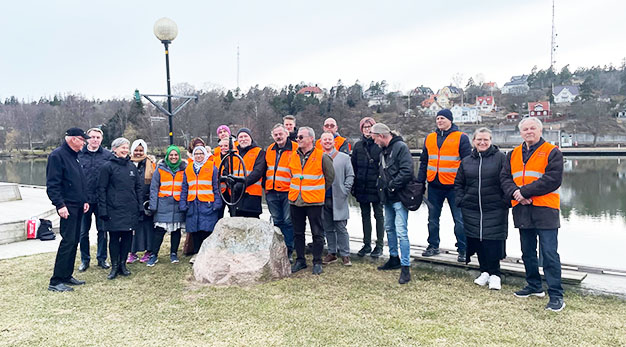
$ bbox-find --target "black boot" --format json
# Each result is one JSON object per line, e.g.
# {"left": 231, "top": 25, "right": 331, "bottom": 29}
{"left": 107, "top": 262, "right": 119, "bottom": 280}
{"left": 398, "top": 266, "right": 411, "bottom": 284}
{"left": 119, "top": 261, "right": 131, "bottom": 276}
{"left": 377, "top": 256, "right": 401, "bottom": 270}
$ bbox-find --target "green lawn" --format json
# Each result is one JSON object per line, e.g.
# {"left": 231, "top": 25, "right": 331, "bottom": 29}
{"left": 1, "top": 250, "right": 624, "bottom": 346}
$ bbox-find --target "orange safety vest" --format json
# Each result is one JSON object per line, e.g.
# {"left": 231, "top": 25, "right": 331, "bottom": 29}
{"left": 288, "top": 148, "right": 325, "bottom": 203}
{"left": 425, "top": 131, "right": 463, "bottom": 185}
{"left": 510, "top": 142, "right": 560, "bottom": 209}
{"left": 184, "top": 160, "right": 215, "bottom": 202}
{"left": 265, "top": 141, "right": 298, "bottom": 192}
{"left": 157, "top": 167, "right": 184, "bottom": 201}
{"left": 231, "top": 146, "right": 263, "bottom": 196}
{"left": 316, "top": 135, "right": 350, "bottom": 152}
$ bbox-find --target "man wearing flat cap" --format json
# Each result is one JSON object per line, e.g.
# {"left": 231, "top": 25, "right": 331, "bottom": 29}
{"left": 417, "top": 109, "right": 471, "bottom": 262}
{"left": 371, "top": 123, "right": 414, "bottom": 284}
{"left": 46, "top": 128, "right": 91, "bottom": 292}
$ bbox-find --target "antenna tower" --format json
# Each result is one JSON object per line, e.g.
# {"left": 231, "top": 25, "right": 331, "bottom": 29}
{"left": 237, "top": 45, "right": 240, "bottom": 90}
{"left": 550, "top": 0, "right": 557, "bottom": 71}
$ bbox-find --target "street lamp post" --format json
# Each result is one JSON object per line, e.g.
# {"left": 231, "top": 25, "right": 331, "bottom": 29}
{"left": 153, "top": 17, "right": 178, "bottom": 145}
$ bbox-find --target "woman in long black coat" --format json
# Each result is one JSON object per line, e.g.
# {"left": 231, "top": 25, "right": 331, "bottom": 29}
{"left": 98, "top": 137, "right": 143, "bottom": 280}
{"left": 454, "top": 127, "right": 509, "bottom": 290}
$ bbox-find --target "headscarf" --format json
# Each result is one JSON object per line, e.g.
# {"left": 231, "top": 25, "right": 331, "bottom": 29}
{"left": 164, "top": 145, "right": 182, "bottom": 172}
{"left": 192, "top": 146, "right": 209, "bottom": 172}
{"left": 130, "top": 139, "right": 154, "bottom": 183}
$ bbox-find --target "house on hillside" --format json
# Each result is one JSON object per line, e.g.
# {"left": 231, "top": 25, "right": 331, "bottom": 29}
{"left": 482, "top": 82, "right": 499, "bottom": 92}
{"left": 451, "top": 105, "right": 480, "bottom": 124}
{"left": 297, "top": 86, "right": 324, "bottom": 101}
{"left": 476, "top": 96, "right": 496, "bottom": 112}
{"left": 413, "top": 86, "right": 434, "bottom": 95}
{"left": 422, "top": 95, "right": 443, "bottom": 116}
{"left": 528, "top": 101, "right": 551, "bottom": 119}
{"left": 553, "top": 85, "right": 579, "bottom": 104}
{"left": 502, "top": 75, "right": 529, "bottom": 95}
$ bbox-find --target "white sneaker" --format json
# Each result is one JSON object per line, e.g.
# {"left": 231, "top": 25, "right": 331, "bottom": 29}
{"left": 189, "top": 255, "right": 197, "bottom": 264}
{"left": 474, "top": 272, "right": 490, "bottom": 286}
{"left": 489, "top": 275, "right": 501, "bottom": 290}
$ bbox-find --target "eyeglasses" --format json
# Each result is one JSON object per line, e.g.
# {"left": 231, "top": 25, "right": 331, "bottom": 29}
{"left": 323, "top": 124, "right": 336, "bottom": 128}
{"left": 297, "top": 135, "right": 307, "bottom": 140}
{"left": 362, "top": 125, "right": 372, "bottom": 129}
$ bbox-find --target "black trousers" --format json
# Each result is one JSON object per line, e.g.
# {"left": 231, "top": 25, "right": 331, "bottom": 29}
{"left": 359, "top": 201, "right": 385, "bottom": 248}
{"left": 151, "top": 227, "right": 181, "bottom": 256}
{"left": 291, "top": 205, "right": 324, "bottom": 264}
{"left": 50, "top": 205, "right": 84, "bottom": 285}
{"left": 109, "top": 231, "right": 132, "bottom": 265}
{"left": 191, "top": 231, "right": 211, "bottom": 254}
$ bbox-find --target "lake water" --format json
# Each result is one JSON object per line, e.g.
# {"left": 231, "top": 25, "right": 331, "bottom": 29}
{"left": 1, "top": 156, "right": 625, "bottom": 271}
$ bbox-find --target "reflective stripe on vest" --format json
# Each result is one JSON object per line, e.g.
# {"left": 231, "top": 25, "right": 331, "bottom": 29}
{"left": 510, "top": 142, "right": 560, "bottom": 209}
{"left": 288, "top": 148, "right": 325, "bottom": 203}
{"left": 185, "top": 161, "right": 215, "bottom": 202}
{"left": 232, "top": 146, "right": 263, "bottom": 196}
{"left": 157, "top": 168, "right": 184, "bottom": 201}
{"left": 265, "top": 141, "right": 298, "bottom": 192}
{"left": 425, "top": 131, "right": 463, "bottom": 185}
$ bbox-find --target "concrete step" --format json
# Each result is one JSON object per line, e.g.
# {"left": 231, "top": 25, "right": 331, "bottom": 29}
{"left": 0, "top": 182, "right": 22, "bottom": 202}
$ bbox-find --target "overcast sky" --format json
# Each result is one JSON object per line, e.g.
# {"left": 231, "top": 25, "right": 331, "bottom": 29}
{"left": 2, "top": 0, "right": 624, "bottom": 101}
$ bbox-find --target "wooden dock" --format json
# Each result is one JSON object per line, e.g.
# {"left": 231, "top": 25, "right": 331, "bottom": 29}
{"left": 346, "top": 236, "right": 592, "bottom": 284}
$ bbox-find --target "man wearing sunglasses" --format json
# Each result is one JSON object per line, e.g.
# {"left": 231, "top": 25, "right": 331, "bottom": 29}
{"left": 289, "top": 127, "right": 335, "bottom": 275}
{"left": 315, "top": 117, "right": 351, "bottom": 154}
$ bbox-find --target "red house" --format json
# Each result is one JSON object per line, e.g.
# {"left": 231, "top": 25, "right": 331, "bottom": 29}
{"left": 528, "top": 101, "right": 552, "bottom": 119}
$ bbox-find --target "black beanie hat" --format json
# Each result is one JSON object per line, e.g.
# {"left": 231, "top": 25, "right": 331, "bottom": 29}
{"left": 236, "top": 127, "right": 252, "bottom": 138}
{"left": 437, "top": 109, "right": 453, "bottom": 122}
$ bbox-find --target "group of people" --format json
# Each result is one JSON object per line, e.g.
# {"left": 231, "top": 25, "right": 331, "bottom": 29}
{"left": 46, "top": 109, "right": 565, "bottom": 312}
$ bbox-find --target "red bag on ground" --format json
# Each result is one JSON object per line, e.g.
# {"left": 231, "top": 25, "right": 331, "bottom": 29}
{"left": 26, "top": 218, "right": 40, "bottom": 239}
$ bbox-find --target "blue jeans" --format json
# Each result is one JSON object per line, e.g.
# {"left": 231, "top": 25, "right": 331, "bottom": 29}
{"left": 384, "top": 201, "right": 410, "bottom": 266}
{"left": 266, "top": 191, "right": 294, "bottom": 253}
{"left": 519, "top": 228, "right": 564, "bottom": 298}
{"left": 426, "top": 186, "right": 466, "bottom": 252}
{"left": 79, "top": 203, "right": 108, "bottom": 264}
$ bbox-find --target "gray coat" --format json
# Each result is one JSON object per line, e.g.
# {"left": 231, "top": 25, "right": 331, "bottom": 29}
{"left": 149, "top": 161, "right": 187, "bottom": 224}
{"left": 329, "top": 149, "right": 354, "bottom": 221}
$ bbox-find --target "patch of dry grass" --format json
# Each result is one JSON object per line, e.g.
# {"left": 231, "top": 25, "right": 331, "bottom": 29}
{"left": 0, "top": 249, "right": 625, "bottom": 346}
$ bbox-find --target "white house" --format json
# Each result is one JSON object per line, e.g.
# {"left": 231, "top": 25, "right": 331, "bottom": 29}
{"left": 502, "top": 75, "right": 529, "bottom": 95}
{"left": 553, "top": 85, "right": 580, "bottom": 104}
{"left": 451, "top": 105, "right": 481, "bottom": 123}
{"left": 475, "top": 96, "right": 495, "bottom": 112}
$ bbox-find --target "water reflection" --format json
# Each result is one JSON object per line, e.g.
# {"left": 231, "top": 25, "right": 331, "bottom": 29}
{"left": 560, "top": 158, "right": 626, "bottom": 219}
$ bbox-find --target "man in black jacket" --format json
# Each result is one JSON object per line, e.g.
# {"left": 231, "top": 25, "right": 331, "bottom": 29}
{"left": 77, "top": 128, "right": 113, "bottom": 271}
{"left": 500, "top": 117, "right": 565, "bottom": 312}
{"left": 46, "top": 128, "right": 91, "bottom": 292}
{"left": 417, "top": 109, "right": 471, "bottom": 262}
{"left": 351, "top": 117, "right": 384, "bottom": 258}
{"left": 371, "top": 123, "right": 414, "bottom": 284}
{"left": 284, "top": 115, "right": 298, "bottom": 143}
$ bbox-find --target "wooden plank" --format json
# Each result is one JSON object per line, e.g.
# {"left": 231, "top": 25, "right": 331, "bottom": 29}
{"left": 346, "top": 236, "right": 588, "bottom": 284}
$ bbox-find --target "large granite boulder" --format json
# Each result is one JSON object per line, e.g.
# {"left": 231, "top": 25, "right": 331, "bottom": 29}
{"left": 193, "top": 217, "right": 291, "bottom": 285}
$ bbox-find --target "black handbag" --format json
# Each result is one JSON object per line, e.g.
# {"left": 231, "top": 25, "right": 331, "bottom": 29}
{"left": 397, "top": 179, "right": 425, "bottom": 211}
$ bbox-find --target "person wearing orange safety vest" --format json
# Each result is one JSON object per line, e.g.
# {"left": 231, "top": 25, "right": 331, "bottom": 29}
{"left": 265, "top": 124, "right": 298, "bottom": 260}
{"left": 180, "top": 146, "right": 222, "bottom": 256}
{"left": 223, "top": 128, "right": 266, "bottom": 218}
{"left": 147, "top": 145, "right": 187, "bottom": 266}
{"left": 501, "top": 116, "right": 565, "bottom": 312}
{"left": 315, "top": 117, "right": 351, "bottom": 154}
{"left": 289, "top": 126, "right": 335, "bottom": 275}
{"left": 417, "top": 109, "right": 471, "bottom": 262}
